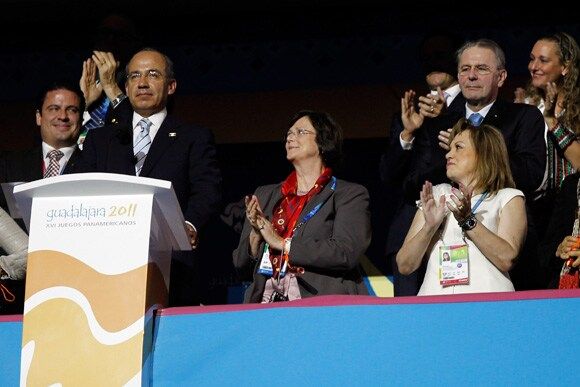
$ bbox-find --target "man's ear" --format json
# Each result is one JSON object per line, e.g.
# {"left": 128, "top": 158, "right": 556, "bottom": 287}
{"left": 35, "top": 110, "right": 42, "bottom": 126}
{"left": 167, "top": 79, "right": 177, "bottom": 95}
{"left": 497, "top": 69, "right": 507, "bottom": 88}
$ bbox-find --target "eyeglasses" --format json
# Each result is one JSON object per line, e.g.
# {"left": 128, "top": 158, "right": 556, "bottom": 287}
{"left": 458, "top": 65, "right": 499, "bottom": 76}
{"left": 285, "top": 128, "right": 315, "bottom": 139}
{"left": 126, "top": 69, "right": 164, "bottom": 82}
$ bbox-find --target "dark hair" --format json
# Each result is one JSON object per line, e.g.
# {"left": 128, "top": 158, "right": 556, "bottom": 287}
{"left": 290, "top": 110, "right": 343, "bottom": 169}
{"left": 35, "top": 81, "right": 85, "bottom": 113}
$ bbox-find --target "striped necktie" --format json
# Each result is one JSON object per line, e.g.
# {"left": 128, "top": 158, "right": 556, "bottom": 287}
{"left": 84, "top": 98, "right": 110, "bottom": 131}
{"left": 44, "top": 149, "right": 64, "bottom": 178}
{"left": 134, "top": 118, "right": 152, "bottom": 175}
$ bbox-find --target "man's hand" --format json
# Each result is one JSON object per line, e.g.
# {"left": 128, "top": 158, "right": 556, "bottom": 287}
{"left": 92, "top": 51, "right": 123, "bottom": 101}
{"left": 400, "top": 90, "right": 425, "bottom": 141}
{"left": 185, "top": 223, "right": 198, "bottom": 249}
{"left": 438, "top": 128, "right": 452, "bottom": 151}
{"left": 418, "top": 87, "right": 446, "bottom": 118}
{"left": 80, "top": 59, "right": 102, "bottom": 108}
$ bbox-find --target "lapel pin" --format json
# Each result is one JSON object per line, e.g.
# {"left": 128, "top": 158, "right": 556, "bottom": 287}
{"left": 111, "top": 118, "right": 118, "bottom": 124}
{"left": 169, "top": 132, "right": 177, "bottom": 137}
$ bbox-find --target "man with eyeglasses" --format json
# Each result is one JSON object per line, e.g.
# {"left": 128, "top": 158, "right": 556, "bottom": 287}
{"left": 402, "top": 39, "right": 546, "bottom": 290}
{"left": 77, "top": 48, "right": 222, "bottom": 306}
{"left": 380, "top": 32, "right": 465, "bottom": 296}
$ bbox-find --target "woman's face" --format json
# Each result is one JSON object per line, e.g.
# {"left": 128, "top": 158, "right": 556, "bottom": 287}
{"left": 528, "top": 40, "right": 567, "bottom": 90}
{"left": 286, "top": 116, "right": 320, "bottom": 164}
{"left": 445, "top": 130, "right": 477, "bottom": 186}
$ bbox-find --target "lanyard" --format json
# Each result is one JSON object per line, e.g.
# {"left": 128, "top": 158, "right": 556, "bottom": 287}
{"left": 291, "top": 176, "right": 336, "bottom": 235}
{"left": 471, "top": 191, "right": 488, "bottom": 214}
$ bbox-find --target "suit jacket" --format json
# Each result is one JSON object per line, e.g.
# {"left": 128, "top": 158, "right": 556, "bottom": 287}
{"left": 77, "top": 114, "right": 222, "bottom": 230}
{"left": 0, "top": 145, "right": 81, "bottom": 182}
{"left": 379, "top": 93, "right": 466, "bottom": 191}
{"left": 106, "top": 97, "right": 133, "bottom": 126}
{"left": 233, "top": 178, "right": 371, "bottom": 303}
{"left": 407, "top": 98, "right": 546, "bottom": 201}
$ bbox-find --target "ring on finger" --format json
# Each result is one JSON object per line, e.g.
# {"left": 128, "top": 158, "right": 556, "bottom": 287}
{"left": 430, "top": 106, "right": 434, "bottom": 112}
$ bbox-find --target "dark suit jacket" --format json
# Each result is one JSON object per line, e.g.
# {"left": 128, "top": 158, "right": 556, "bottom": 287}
{"left": 233, "top": 178, "right": 371, "bottom": 303}
{"left": 408, "top": 98, "right": 546, "bottom": 201}
{"left": 0, "top": 145, "right": 82, "bottom": 211}
{"left": 77, "top": 114, "right": 222, "bottom": 230}
{"left": 380, "top": 93, "right": 466, "bottom": 192}
{"left": 0, "top": 146, "right": 81, "bottom": 182}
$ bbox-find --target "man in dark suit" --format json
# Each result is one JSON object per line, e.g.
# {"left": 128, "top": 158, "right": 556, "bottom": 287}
{"left": 411, "top": 39, "right": 545, "bottom": 198}
{"left": 380, "top": 34, "right": 464, "bottom": 296}
{"left": 1, "top": 82, "right": 84, "bottom": 198}
{"left": 0, "top": 82, "right": 84, "bottom": 314}
{"left": 402, "top": 39, "right": 546, "bottom": 291}
{"left": 78, "top": 48, "right": 222, "bottom": 306}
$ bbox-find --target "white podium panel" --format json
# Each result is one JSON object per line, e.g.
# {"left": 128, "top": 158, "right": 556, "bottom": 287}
{"left": 14, "top": 173, "right": 190, "bottom": 386}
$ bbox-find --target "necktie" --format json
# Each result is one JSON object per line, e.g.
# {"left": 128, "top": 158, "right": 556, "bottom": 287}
{"left": 84, "top": 98, "right": 110, "bottom": 131}
{"left": 44, "top": 149, "right": 64, "bottom": 178}
{"left": 468, "top": 112, "right": 484, "bottom": 127}
{"left": 134, "top": 118, "right": 152, "bottom": 175}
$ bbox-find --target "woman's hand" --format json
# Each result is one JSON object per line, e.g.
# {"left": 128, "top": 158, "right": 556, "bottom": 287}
{"left": 245, "top": 195, "right": 264, "bottom": 231}
{"left": 556, "top": 235, "right": 580, "bottom": 264}
{"left": 447, "top": 185, "right": 473, "bottom": 223}
{"left": 419, "top": 181, "right": 447, "bottom": 230}
{"left": 245, "top": 195, "right": 266, "bottom": 257}
{"left": 256, "top": 215, "right": 284, "bottom": 251}
{"left": 544, "top": 82, "right": 558, "bottom": 116}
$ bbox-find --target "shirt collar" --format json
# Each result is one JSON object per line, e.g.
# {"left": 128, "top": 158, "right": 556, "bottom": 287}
{"left": 444, "top": 84, "right": 461, "bottom": 106}
{"left": 42, "top": 142, "right": 76, "bottom": 160}
{"left": 132, "top": 109, "right": 167, "bottom": 141}
{"left": 465, "top": 101, "right": 495, "bottom": 119}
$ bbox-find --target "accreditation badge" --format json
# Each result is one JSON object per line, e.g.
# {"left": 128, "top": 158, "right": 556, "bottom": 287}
{"left": 257, "top": 243, "right": 273, "bottom": 276}
{"left": 439, "top": 244, "right": 469, "bottom": 286}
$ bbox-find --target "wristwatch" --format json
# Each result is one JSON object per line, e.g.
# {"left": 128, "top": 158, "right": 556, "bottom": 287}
{"left": 459, "top": 214, "right": 478, "bottom": 232}
{"left": 110, "top": 93, "right": 127, "bottom": 109}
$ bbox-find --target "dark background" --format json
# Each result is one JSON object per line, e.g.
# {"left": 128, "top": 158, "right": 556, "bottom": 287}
{"left": 1, "top": 1, "right": 578, "bottom": 302}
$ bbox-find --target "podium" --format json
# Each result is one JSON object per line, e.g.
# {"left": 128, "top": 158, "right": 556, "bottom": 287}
{"left": 13, "top": 173, "right": 191, "bottom": 386}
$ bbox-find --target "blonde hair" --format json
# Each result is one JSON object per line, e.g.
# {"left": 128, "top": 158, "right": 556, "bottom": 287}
{"left": 449, "top": 119, "right": 515, "bottom": 195}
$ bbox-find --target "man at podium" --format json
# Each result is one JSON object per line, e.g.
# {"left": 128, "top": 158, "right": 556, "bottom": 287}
{"left": 77, "top": 48, "right": 222, "bottom": 306}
